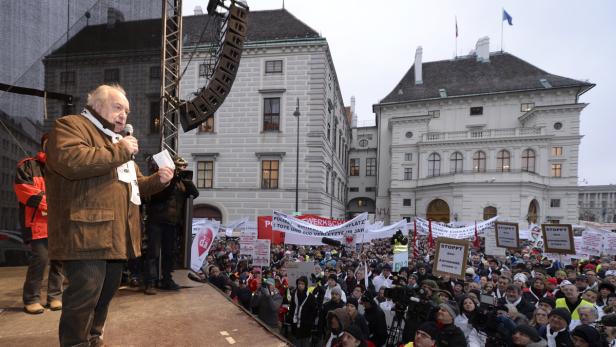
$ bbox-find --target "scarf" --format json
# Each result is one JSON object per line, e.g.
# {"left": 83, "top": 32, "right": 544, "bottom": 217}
{"left": 506, "top": 296, "right": 522, "bottom": 307}
{"left": 546, "top": 324, "right": 566, "bottom": 347}
{"left": 293, "top": 289, "right": 308, "bottom": 327}
{"left": 81, "top": 108, "right": 140, "bottom": 205}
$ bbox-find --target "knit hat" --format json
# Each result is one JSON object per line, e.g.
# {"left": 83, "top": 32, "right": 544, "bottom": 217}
{"left": 599, "top": 281, "right": 616, "bottom": 293}
{"left": 421, "top": 279, "right": 439, "bottom": 290}
{"left": 571, "top": 325, "right": 601, "bottom": 345}
{"left": 513, "top": 273, "right": 528, "bottom": 283}
{"left": 513, "top": 324, "right": 541, "bottom": 342}
{"left": 346, "top": 297, "right": 359, "bottom": 309}
{"left": 416, "top": 321, "right": 438, "bottom": 339}
{"left": 549, "top": 308, "right": 572, "bottom": 325}
{"left": 546, "top": 277, "right": 558, "bottom": 285}
{"left": 538, "top": 296, "right": 556, "bottom": 309}
{"left": 331, "top": 287, "right": 342, "bottom": 296}
{"left": 439, "top": 302, "right": 459, "bottom": 320}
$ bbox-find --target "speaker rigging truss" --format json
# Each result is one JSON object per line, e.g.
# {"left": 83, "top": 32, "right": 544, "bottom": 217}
{"left": 178, "top": 0, "right": 249, "bottom": 132}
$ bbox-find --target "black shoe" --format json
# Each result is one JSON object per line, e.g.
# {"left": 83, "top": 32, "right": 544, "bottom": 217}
{"left": 159, "top": 280, "right": 180, "bottom": 291}
{"left": 129, "top": 278, "right": 140, "bottom": 288}
{"left": 144, "top": 285, "right": 157, "bottom": 295}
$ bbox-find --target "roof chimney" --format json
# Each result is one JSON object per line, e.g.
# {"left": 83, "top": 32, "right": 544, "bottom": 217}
{"left": 194, "top": 5, "right": 204, "bottom": 15}
{"left": 475, "top": 36, "right": 490, "bottom": 62}
{"left": 414, "top": 46, "right": 423, "bottom": 85}
{"left": 351, "top": 96, "right": 357, "bottom": 128}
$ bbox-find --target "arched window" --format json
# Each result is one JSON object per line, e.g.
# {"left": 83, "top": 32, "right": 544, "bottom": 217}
{"left": 497, "top": 150, "right": 511, "bottom": 172}
{"left": 450, "top": 152, "right": 463, "bottom": 173}
{"left": 473, "top": 151, "right": 486, "bottom": 172}
{"left": 428, "top": 153, "right": 441, "bottom": 177}
{"left": 522, "top": 149, "right": 536, "bottom": 173}
{"left": 483, "top": 206, "right": 497, "bottom": 220}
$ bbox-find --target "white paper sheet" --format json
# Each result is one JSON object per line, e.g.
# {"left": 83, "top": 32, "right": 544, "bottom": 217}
{"left": 152, "top": 149, "right": 175, "bottom": 170}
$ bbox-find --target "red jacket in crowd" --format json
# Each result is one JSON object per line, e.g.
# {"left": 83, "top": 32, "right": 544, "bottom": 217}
{"left": 14, "top": 152, "right": 48, "bottom": 242}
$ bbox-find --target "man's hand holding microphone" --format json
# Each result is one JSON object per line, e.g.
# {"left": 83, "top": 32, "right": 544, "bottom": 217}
{"left": 120, "top": 124, "right": 173, "bottom": 185}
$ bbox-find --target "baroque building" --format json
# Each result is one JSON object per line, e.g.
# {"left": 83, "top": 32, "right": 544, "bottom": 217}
{"left": 579, "top": 185, "right": 616, "bottom": 223}
{"left": 369, "top": 38, "right": 593, "bottom": 225}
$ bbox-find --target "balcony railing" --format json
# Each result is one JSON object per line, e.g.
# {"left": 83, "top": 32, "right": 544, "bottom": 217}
{"left": 422, "top": 127, "right": 543, "bottom": 142}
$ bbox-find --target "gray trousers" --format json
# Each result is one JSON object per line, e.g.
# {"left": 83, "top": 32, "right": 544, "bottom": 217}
{"left": 23, "top": 238, "right": 64, "bottom": 305}
{"left": 59, "top": 260, "right": 124, "bottom": 347}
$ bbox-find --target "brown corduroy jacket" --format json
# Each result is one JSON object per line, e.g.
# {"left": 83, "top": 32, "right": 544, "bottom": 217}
{"left": 46, "top": 113, "right": 166, "bottom": 260}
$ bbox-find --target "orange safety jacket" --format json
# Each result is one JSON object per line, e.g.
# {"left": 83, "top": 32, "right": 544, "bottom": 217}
{"left": 14, "top": 152, "right": 48, "bottom": 242}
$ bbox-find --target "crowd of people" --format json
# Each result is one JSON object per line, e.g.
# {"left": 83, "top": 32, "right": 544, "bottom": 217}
{"left": 199, "top": 236, "right": 616, "bottom": 347}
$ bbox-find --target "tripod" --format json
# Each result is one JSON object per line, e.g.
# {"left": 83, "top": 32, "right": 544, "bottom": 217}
{"left": 386, "top": 309, "right": 406, "bottom": 347}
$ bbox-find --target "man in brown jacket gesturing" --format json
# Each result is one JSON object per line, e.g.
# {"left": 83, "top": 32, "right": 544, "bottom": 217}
{"left": 46, "top": 84, "right": 173, "bottom": 347}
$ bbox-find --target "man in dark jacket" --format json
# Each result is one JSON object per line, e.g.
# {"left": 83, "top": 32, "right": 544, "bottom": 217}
{"left": 251, "top": 278, "right": 282, "bottom": 329}
{"left": 538, "top": 308, "right": 574, "bottom": 347}
{"left": 361, "top": 293, "right": 387, "bottom": 347}
{"left": 144, "top": 156, "right": 199, "bottom": 293}
{"left": 14, "top": 133, "right": 64, "bottom": 314}
{"left": 434, "top": 302, "right": 467, "bottom": 347}
{"left": 498, "top": 284, "right": 536, "bottom": 319}
{"left": 288, "top": 276, "right": 317, "bottom": 347}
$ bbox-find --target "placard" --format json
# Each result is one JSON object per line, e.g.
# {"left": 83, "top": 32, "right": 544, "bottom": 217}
{"left": 253, "top": 239, "right": 271, "bottom": 267}
{"left": 542, "top": 224, "right": 575, "bottom": 254}
{"left": 495, "top": 222, "right": 520, "bottom": 249}
{"left": 433, "top": 238, "right": 470, "bottom": 278}
{"left": 239, "top": 227, "right": 257, "bottom": 257}
{"left": 286, "top": 262, "right": 315, "bottom": 288}
{"left": 393, "top": 251, "right": 409, "bottom": 272}
{"left": 484, "top": 228, "right": 506, "bottom": 257}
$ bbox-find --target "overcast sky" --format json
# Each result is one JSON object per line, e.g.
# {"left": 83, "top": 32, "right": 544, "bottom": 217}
{"left": 183, "top": 0, "right": 616, "bottom": 185}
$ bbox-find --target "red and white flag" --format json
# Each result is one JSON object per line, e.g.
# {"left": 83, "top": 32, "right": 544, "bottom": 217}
{"left": 190, "top": 219, "right": 221, "bottom": 272}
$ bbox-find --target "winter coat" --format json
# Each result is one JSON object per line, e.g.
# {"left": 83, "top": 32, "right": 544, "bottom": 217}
{"left": 251, "top": 286, "right": 283, "bottom": 328}
{"left": 364, "top": 303, "right": 388, "bottom": 347}
{"left": 146, "top": 174, "right": 198, "bottom": 225}
{"left": 538, "top": 325, "right": 574, "bottom": 347}
{"left": 46, "top": 113, "right": 166, "bottom": 260}
{"left": 288, "top": 287, "right": 317, "bottom": 338}
{"left": 14, "top": 153, "right": 48, "bottom": 242}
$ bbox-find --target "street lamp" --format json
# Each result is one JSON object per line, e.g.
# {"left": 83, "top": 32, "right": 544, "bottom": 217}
{"left": 293, "top": 98, "right": 300, "bottom": 214}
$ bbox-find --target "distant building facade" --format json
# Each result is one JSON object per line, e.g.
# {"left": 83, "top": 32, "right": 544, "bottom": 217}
{"left": 579, "top": 185, "right": 616, "bottom": 223}
{"left": 369, "top": 38, "right": 594, "bottom": 226}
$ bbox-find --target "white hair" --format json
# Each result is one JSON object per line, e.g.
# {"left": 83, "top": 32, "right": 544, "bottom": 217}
{"left": 86, "top": 84, "right": 126, "bottom": 108}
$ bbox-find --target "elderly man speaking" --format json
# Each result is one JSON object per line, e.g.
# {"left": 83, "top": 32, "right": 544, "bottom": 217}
{"left": 46, "top": 84, "right": 173, "bottom": 347}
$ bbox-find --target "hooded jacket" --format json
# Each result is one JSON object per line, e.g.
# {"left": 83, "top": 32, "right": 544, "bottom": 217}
{"left": 288, "top": 276, "right": 317, "bottom": 338}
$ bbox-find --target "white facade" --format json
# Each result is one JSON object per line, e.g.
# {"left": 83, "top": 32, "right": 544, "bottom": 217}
{"left": 178, "top": 36, "right": 350, "bottom": 223}
{"left": 579, "top": 185, "right": 616, "bottom": 223}
{"left": 370, "top": 46, "right": 592, "bottom": 226}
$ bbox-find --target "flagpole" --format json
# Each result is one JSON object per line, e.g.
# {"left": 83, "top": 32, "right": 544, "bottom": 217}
{"left": 455, "top": 16, "right": 457, "bottom": 58}
{"left": 501, "top": 8, "right": 504, "bottom": 52}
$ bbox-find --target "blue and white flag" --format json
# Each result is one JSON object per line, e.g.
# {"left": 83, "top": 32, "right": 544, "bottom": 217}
{"left": 502, "top": 9, "right": 513, "bottom": 25}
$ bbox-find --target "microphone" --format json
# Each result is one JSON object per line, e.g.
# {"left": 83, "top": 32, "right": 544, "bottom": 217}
{"left": 124, "top": 124, "right": 135, "bottom": 160}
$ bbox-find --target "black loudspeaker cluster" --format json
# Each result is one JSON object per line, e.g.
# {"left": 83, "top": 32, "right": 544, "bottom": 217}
{"left": 180, "top": 1, "right": 248, "bottom": 132}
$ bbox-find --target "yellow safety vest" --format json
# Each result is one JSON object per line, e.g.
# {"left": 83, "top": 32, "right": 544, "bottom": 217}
{"left": 555, "top": 298, "right": 593, "bottom": 321}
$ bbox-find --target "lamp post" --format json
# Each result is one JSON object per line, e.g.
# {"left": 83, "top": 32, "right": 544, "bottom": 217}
{"left": 293, "top": 98, "right": 300, "bottom": 214}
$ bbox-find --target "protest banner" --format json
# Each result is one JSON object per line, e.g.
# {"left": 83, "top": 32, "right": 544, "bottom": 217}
{"left": 253, "top": 239, "right": 271, "bottom": 267}
{"left": 604, "top": 233, "right": 616, "bottom": 255}
{"left": 542, "top": 224, "right": 575, "bottom": 254}
{"left": 286, "top": 262, "right": 314, "bottom": 288}
{"left": 433, "top": 238, "right": 469, "bottom": 278}
{"left": 272, "top": 211, "right": 368, "bottom": 245}
{"left": 484, "top": 228, "right": 506, "bottom": 257}
{"left": 239, "top": 224, "right": 257, "bottom": 257}
{"left": 190, "top": 219, "right": 220, "bottom": 272}
{"left": 258, "top": 214, "right": 345, "bottom": 245}
{"left": 414, "top": 216, "right": 498, "bottom": 239}
{"left": 495, "top": 222, "right": 520, "bottom": 249}
{"left": 393, "top": 251, "right": 409, "bottom": 272}
{"left": 581, "top": 228, "right": 604, "bottom": 256}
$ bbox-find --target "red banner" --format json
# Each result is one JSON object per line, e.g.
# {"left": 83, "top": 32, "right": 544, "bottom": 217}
{"left": 257, "top": 214, "right": 345, "bottom": 245}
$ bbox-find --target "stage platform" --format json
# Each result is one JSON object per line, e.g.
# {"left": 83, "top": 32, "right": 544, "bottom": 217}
{"left": 0, "top": 266, "right": 289, "bottom": 346}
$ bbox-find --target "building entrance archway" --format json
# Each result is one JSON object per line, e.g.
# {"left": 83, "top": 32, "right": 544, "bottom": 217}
{"left": 426, "top": 199, "right": 450, "bottom": 223}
